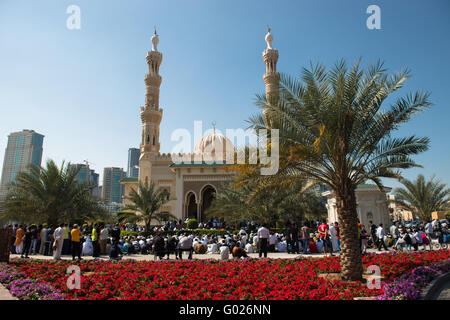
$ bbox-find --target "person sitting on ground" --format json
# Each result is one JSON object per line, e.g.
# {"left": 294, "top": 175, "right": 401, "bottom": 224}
{"left": 315, "top": 236, "right": 323, "bottom": 253}
{"left": 219, "top": 239, "right": 230, "bottom": 261}
{"left": 82, "top": 236, "right": 93, "bottom": 256}
{"left": 245, "top": 242, "right": 254, "bottom": 254}
{"left": 269, "top": 231, "right": 277, "bottom": 252}
{"left": 139, "top": 238, "right": 145, "bottom": 253}
{"left": 232, "top": 242, "right": 248, "bottom": 260}
{"left": 195, "top": 242, "right": 207, "bottom": 254}
{"left": 309, "top": 239, "right": 319, "bottom": 253}
{"left": 277, "top": 238, "right": 287, "bottom": 252}
{"left": 127, "top": 238, "right": 135, "bottom": 254}
{"left": 122, "top": 238, "right": 130, "bottom": 255}
{"left": 208, "top": 243, "right": 219, "bottom": 254}
{"left": 228, "top": 235, "right": 237, "bottom": 252}
{"left": 132, "top": 239, "right": 140, "bottom": 254}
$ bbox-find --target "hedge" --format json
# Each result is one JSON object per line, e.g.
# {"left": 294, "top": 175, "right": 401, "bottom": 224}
{"left": 119, "top": 227, "right": 286, "bottom": 238}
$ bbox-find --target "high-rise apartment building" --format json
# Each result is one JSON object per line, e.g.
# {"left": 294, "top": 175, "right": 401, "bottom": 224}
{"left": 102, "top": 167, "right": 125, "bottom": 203}
{"left": 68, "top": 163, "right": 101, "bottom": 199}
{"left": 0, "top": 130, "right": 44, "bottom": 199}
{"left": 127, "top": 148, "right": 140, "bottom": 178}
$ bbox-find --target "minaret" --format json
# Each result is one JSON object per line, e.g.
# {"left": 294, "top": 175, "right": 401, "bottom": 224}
{"left": 262, "top": 26, "right": 280, "bottom": 126}
{"left": 139, "top": 29, "right": 163, "bottom": 185}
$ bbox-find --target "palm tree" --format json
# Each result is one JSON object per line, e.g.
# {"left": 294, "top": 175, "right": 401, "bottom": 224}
{"left": 205, "top": 177, "right": 325, "bottom": 227}
{"left": 204, "top": 181, "right": 252, "bottom": 227}
{"left": 249, "top": 59, "right": 432, "bottom": 280}
{"left": 119, "top": 181, "right": 176, "bottom": 232}
{"left": 393, "top": 175, "right": 449, "bottom": 222}
{"left": 1, "top": 160, "right": 105, "bottom": 225}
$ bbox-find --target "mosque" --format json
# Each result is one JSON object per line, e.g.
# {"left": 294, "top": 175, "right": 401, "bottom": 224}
{"left": 121, "top": 28, "right": 281, "bottom": 222}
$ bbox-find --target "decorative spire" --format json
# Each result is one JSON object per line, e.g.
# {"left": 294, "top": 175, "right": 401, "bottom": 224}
{"left": 262, "top": 26, "right": 280, "bottom": 128}
{"left": 265, "top": 25, "right": 273, "bottom": 50}
{"left": 151, "top": 27, "right": 159, "bottom": 51}
{"left": 212, "top": 121, "right": 217, "bottom": 135}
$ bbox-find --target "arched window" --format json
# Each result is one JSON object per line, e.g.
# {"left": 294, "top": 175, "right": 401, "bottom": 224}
{"left": 162, "top": 188, "right": 170, "bottom": 201}
{"left": 153, "top": 135, "right": 155, "bottom": 145}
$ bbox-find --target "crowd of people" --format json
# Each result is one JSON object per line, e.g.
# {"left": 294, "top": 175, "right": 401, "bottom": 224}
{"left": 8, "top": 223, "right": 110, "bottom": 261}
{"left": 6, "top": 217, "right": 449, "bottom": 262}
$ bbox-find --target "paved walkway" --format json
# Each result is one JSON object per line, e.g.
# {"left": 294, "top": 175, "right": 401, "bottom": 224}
{"left": 437, "top": 283, "right": 450, "bottom": 300}
{"left": 423, "top": 272, "right": 450, "bottom": 300}
{"left": 9, "top": 248, "right": 398, "bottom": 262}
{"left": 10, "top": 252, "right": 324, "bottom": 261}
{"left": 0, "top": 284, "right": 17, "bottom": 300}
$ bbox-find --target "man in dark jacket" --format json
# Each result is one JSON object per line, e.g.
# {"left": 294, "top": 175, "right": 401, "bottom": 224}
{"left": 153, "top": 235, "right": 166, "bottom": 260}
{"left": 290, "top": 223, "right": 299, "bottom": 254}
{"left": 369, "top": 220, "right": 377, "bottom": 247}
{"left": 21, "top": 226, "right": 34, "bottom": 258}
{"left": 111, "top": 224, "right": 121, "bottom": 244}
{"left": 166, "top": 236, "right": 178, "bottom": 259}
{"left": 285, "top": 222, "right": 293, "bottom": 253}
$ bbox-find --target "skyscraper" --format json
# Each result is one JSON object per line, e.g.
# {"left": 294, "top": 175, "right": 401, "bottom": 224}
{"left": 0, "top": 129, "right": 44, "bottom": 199}
{"left": 68, "top": 163, "right": 101, "bottom": 199}
{"left": 102, "top": 167, "right": 126, "bottom": 203}
{"left": 127, "top": 148, "right": 140, "bottom": 178}
{"left": 69, "top": 163, "right": 91, "bottom": 184}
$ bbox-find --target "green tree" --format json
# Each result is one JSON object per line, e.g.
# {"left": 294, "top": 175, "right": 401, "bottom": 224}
{"left": 1, "top": 160, "right": 106, "bottom": 226}
{"left": 118, "top": 181, "right": 176, "bottom": 232}
{"left": 249, "top": 59, "right": 431, "bottom": 280}
{"left": 393, "top": 175, "right": 449, "bottom": 222}
{"left": 205, "top": 178, "right": 325, "bottom": 228}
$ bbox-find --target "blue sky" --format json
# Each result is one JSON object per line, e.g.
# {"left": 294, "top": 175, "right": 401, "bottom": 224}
{"left": 0, "top": 0, "right": 449, "bottom": 190}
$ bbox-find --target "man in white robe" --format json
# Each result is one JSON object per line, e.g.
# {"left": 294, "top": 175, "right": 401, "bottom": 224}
{"left": 53, "top": 223, "right": 65, "bottom": 261}
{"left": 39, "top": 226, "right": 47, "bottom": 254}
{"left": 82, "top": 236, "right": 93, "bottom": 256}
{"left": 219, "top": 240, "right": 229, "bottom": 260}
{"left": 329, "top": 223, "right": 338, "bottom": 253}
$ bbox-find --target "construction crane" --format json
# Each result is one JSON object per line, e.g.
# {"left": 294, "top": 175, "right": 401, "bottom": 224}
{"left": 83, "top": 159, "right": 95, "bottom": 167}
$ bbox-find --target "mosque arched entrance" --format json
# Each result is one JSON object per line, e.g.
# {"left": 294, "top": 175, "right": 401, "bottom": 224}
{"left": 186, "top": 192, "right": 197, "bottom": 220}
{"left": 199, "top": 185, "right": 216, "bottom": 222}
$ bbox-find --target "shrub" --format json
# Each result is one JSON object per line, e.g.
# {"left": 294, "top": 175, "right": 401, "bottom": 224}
{"left": 94, "top": 219, "right": 105, "bottom": 226}
{"left": 186, "top": 219, "right": 198, "bottom": 229}
{"left": 120, "top": 230, "right": 139, "bottom": 238}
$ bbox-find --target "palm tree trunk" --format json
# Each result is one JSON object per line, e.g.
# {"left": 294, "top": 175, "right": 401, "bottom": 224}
{"left": 335, "top": 185, "right": 363, "bottom": 281}
{"left": 145, "top": 219, "right": 151, "bottom": 233}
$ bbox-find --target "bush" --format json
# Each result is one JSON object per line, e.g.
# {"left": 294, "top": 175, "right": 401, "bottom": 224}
{"left": 118, "top": 227, "right": 285, "bottom": 239}
{"left": 94, "top": 219, "right": 105, "bottom": 226}
{"left": 186, "top": 219, "right": 198, "bottom": 229}
{"left": 120, "top": 230, "right": 139, "bottom": 238}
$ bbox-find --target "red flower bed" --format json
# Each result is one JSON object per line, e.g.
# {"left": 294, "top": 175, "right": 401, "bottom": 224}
{"left": 8, "top": 250, "right": 449, "bottom": 300}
